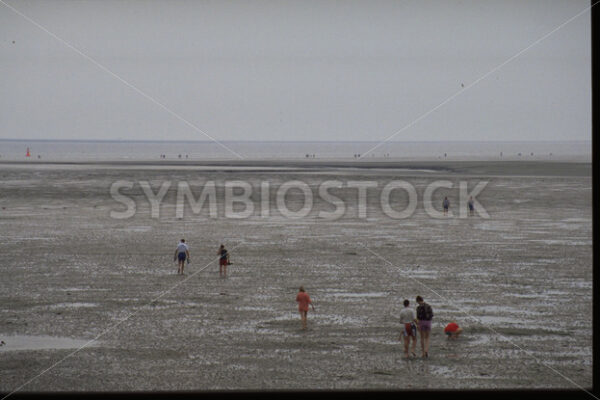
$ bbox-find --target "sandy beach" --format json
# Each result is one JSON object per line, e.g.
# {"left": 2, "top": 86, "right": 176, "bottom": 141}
{"left": 0, "top": 160, "right": 592, "bottom": 391}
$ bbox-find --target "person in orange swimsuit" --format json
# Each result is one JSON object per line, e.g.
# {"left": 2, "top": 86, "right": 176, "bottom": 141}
{"left": 296, "top": 286, "right": 315, "bottom": 330}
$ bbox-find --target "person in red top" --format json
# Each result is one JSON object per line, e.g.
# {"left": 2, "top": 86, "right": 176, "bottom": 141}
{"left": 444, "top": 321, "right": 463, "bottom": 339}
{"left": 296, "top": 286, "right": 315, "bottom": 330}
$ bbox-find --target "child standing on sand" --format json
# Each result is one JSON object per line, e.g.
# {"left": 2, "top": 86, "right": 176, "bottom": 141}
{"left": 296, "top": 286, "right": 315, "bottom": 330}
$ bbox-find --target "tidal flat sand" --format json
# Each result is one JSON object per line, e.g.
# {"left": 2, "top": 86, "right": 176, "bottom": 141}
{"left": 0, "top": 160, "right": 592, "bottom": 391}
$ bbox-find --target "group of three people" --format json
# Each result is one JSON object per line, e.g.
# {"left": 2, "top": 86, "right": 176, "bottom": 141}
{"left": 400, "top": 296, "right": 463, "bottom": 359}
{"left": 400, "top": 296, "right": 433, "bottom": 359}
{"left": 297, "top": 289, "right": 460, "bottom": 356}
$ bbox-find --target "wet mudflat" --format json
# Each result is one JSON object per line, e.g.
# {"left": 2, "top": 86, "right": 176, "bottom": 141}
{"left": 0, "top": 161, "right": 592, "bottom": 391}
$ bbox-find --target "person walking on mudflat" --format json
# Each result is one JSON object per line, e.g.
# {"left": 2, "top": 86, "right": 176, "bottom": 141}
{"left": 296, "top": 286, "right": 315, "bottom": 330}
{"left": 468, "top": 196, "right": 475, "bottom": 216}
{"left": 443, "top": 197, "right": 450, "bottom": 215}
{"left": 416, "top": 295, "right": 434, "bottom": 358}
{"left": 399, "top": 299, "right": 417, "bottom": 359}
{"left": 173, "top": 239, "right": 190, "bottom": 275}
{"left": 217, "top": 244, "right": 229, "bottom": 277}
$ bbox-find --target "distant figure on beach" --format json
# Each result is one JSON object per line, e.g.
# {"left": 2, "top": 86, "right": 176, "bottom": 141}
{"left": 443, "top": 197, "right": 450, "bottom": 215}
{"left": 444, "top": 321, "right": 463, "bottom": 340}
{"left": 468, "top": 196, "right": 475, "bottom": 216}
{"left": 416, "top": 296, "right": 433, "bottom": 358}
{"left": 217, "top": 244, "right": 229, "bottom": 277}
{"left": 173, "top": 239, "right": 190, "bottom": 275}
{"left": 296, "top": 286, "right": 315, "bottom": 330}
{"left": 399, "top": 299, "right": 417, "bottom": 359}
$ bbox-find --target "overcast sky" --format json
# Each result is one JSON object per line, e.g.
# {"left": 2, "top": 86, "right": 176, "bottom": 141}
{"left": 0, "top": 0, "right": 591, "bottom": 142}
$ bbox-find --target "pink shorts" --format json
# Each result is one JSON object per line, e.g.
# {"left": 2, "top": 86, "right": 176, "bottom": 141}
{"left": 418, "top": 320, "right": 432, "bottom": 331}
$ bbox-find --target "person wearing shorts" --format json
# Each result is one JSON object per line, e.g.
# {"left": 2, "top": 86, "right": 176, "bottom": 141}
{"left": 296, "top": 286, "right": 315, "bottom": 330}
{"left": 217, "top": 244, "right": 229, "bottom": 277}
{"left": 444, "top": 321, "right": 463, "bottom": 339}
{"left": 399, "top": 299, "right": 417, "bottom": 358}
{"left": 416, "top": 295, "right": 434, "bottom": 358}
{"left": 173, "top": 239, "right": 190, "bottom": 275}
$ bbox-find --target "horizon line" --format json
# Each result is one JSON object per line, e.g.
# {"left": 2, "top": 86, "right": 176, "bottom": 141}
{"left": 0, "top": 138, "right": 591, "bottom": 144}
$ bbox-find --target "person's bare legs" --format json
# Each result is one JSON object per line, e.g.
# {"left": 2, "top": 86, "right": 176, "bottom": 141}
{"left": 178, "top": 260, "right": 184, "bottom": 274}
{"left": 410, "top": 335, "right": 417, "bottom": 356}
{"left": 300, "top": 311, "right": 307, "bottom": 329}
{"left": 418, "top": 328, "right": 425, "bottom": 357}
{"left": 402, "top": 335, "right": 410, "bottom": 358}
{"left": 219, "top": 264, "right": 223, "bottom": 277}
{"left": 223, "top": 264, "right": 227, "bottom": 278}
{"left": 423, "top": 330, "right": 430, "bottom": 357}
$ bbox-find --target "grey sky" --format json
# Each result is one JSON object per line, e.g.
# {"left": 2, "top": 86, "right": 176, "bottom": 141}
{"left": 0, "top": 0, "right": 591, "bottom": 142}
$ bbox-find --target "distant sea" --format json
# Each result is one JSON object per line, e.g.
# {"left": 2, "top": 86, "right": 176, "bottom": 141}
{"left": 0, "top": 140, "right": 591, "bottom": 162}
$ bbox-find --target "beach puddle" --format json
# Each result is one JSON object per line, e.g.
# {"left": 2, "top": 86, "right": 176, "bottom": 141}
{"left": 313, "top": 314, "right": 366, "bottom": 325}
{"left": 467, "top": 334, "right": 495, "bottom": 346}
{"left": 529, "top": 239, "right": 591, "bottom": 246}
{"left": 474, "top": 305, "right": 550, "bottom": 317}
{"left": 565, "top": 280, "right": 592, "bottom": 289}
{"left": 48, "top": 302, "right": 98, "bottom": 309}
{"left": 329, "top": 292, "right": 388, "bottom": 298}
{"left": 471, "top": 316, "right": 518, "bottom": 325}
{"left": 116, "top": 226, "right": 152, "bottom": 232}
{"left": 473, "top": 221, "right": 516, "bottom": 231}
{"left": 59, "top": 287, "right": 111, "bottom": 292}
{"left": 429, "top": 366, "right": 456, "bottom": 377}
{"left": 0, "top": 335, "right": 96, "bottom": 351}
{"left": 562, "top": 218, "right": 590, "bottom": 223}
{"left": 235, "top": 306, "right": 272, "bottom": 312}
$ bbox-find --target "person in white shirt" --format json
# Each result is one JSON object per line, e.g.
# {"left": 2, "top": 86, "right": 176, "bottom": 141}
{"left": 173, "top": 239, "right": 190, "bottom": 275}
{"left": 399, "top": 299, "right": 417, "bottom": 358}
